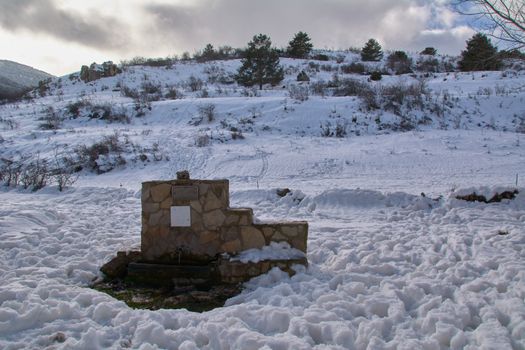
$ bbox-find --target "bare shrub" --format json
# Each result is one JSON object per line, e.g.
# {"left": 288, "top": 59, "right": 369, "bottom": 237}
{"left": 416, "top": 57, "right": 440, "bottom": 73}
{"left": 0, "top": 116, "right": 19, "bottom": 130}
{"left": 312, "top": 53, "right": 330, "bottom": 61}
{"left": 297, "top": 70, "right": 310, "bottom": 82}
{"left": 231, "top": 130, "right": 245, "bottom": 140}
{"left": 204, "top": 64, "right": 229, "bottom": 83}
{"left": 20, "top": 155, "right": 49, "bottom": 191}
{"left": 133, "top": 99, "right": 152, "bottom": 118}
{"left": 0, "top": 155, "right": 28, "bottom": 186}
{"left": 75, "top": 132, "right": 126, "bottom": 173}
{"left": 121, "top": 85, "right": 140, "bottom": 99}
{"left": 165, "top": 87, "right": 183, "bottom": 100}
{"left": 141, "top": 81, "right": 162, "bottom": 94}
{"left": 52, "top": 148, "right": 79, "bottom": 192}
{"left": 288, "top": 84, "right": 309, "bottom": 102}
{"left": 379, "top": 80, "right": 427, "bottom": 114}
{"left": 310, "top": 80, "right": 327, "bottom": 97}
{"left": 240, "top": 87, "right": 259, "bottom": 97}
{"left": 308, "top": 61, "right": 320, "bottom": 71}
{"left": 191, "top": 104, "right": 219, "bottom": 125}
{"left": 370, "top": 71, "right": 382, "bottom": 81}
{"left": 320, "top": 121, "right": 333, "bottom": 137}
{"left": 198, "top": 104, "right": 216, "bottom": 123}
{"left": 332, "top": 78, "right": 378, "bottom": 110}
{"left": 195, "top": 132, "right": 211, "bottom": 147}
{"left": 120, "top": 56, "right": 173, "bottom": 67}
{"left": 515, "top": 114, "right": 525, "bottom": 133}
{"left": 88, "top": 104, "right": 130, "bottom": 123}
{"left": 341, "top": 62, "right": 365, "bottom": 74}
{"left": 39, "top": 106, "right": 64, "bottom": 130}
{"left": 333, "top": 78, "right": 368, "bottom": 96}
{"left": 199, "top": 88, "right": 209, "bottom": 98}
{"left": 320, "top": 64, "right": 336, "bottom": 72}
{"left": 187, "top": 76, "right": 205, "bottom": 92}
{"left": 66, "top": 99, "right": 92, "bottom": 118}
{"left": 1, "top": 154, "right": 53, "bottom": 190}
{"left": 335, "top": 120, "right": 348, "bottom": 137}
{"left": 320, "top": 120, "right": 347, "bottom": 137}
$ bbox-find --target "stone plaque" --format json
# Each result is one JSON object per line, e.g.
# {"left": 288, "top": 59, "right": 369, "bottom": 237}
{"left": 172, "top": 185, "right": 198, "bottom": 201}
{"left": 170, "top": 206, "right": 191, "bottom": 227}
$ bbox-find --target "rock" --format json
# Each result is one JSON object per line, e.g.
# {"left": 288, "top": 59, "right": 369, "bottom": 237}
{"left": 177, "top": 170, "right": 190, "bottom": 180}
{"left": 80, "top": 61, "right": 120, "bottom": 82}
{"left": 100, "top": 251, "right": 142, "bottom": 278}
{"left": 455, "top": 190, "right": 518, "bottom": 203}
{"left": 276, "top": 188, "right": 291, "bottom": 197}
{"left": 51, "top": 332, "right": 66, "bottom": 343}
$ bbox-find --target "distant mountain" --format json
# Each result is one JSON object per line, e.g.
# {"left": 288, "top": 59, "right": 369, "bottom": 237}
{"left": 0, "top": 60, "right": 54, "bottom": 100}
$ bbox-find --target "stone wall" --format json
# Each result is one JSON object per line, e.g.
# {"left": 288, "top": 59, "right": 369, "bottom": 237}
{"left": 217, "top": 257, "right": 308, "bottom": 284}
{"left": 141, "top": 178, "right": 308, "bottom": 263}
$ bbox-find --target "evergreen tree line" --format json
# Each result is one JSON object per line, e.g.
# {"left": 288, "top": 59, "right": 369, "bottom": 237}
{"left": 232, "top": 31, "right": 522, "bottom": 89}
{"left": 120, "top": 31, "right": 522, "bottom": 91}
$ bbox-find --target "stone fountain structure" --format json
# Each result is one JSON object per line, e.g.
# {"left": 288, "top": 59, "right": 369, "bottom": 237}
{"left": 102, "top": 171, "right": 308, "bottom": 286}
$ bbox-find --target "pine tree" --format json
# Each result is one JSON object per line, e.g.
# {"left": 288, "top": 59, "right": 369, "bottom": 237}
{"left": 199, "top": 43, "right": 216, "bottom": 62}
{"left": 458, "top": 33, "right": 501, "bottom": 71}
{"left": 236, "top": 34, "right": 284, "bottom": 90}
{"left": 287, "top": 31, "right": 313, "bottom": 58}
{"left": 361, "top": 39, "right": 383, "bottom": 62}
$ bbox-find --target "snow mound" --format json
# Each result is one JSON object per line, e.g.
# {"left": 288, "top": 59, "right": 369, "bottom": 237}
{"left": 300, "top": 188, "right": 435, "bottom": 212}
{"left": 231, "top": 242, "right": 306, "bottom": 263}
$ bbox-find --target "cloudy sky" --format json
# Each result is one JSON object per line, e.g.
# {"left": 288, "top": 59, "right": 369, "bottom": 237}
{"left": 0, "top": 0, "right": 477, "bottom": 76}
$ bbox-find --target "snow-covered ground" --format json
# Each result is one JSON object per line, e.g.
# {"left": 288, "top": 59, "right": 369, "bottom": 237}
{"left": 1, "top": 52, "right": 524, "bottom": 349}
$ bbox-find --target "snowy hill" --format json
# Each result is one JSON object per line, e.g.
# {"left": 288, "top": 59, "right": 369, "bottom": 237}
{"left": 0, "top": 60, "right": 54, "bottom": 100}
{"left": 0, "top": 51, "right": 524, "bottom": 349}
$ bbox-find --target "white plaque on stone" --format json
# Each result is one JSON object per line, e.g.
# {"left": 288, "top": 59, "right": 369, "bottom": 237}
{"left": 170, "top": 206, "right": 191, "bottom": 227}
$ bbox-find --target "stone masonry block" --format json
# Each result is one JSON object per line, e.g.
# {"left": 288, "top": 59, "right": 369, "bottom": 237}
{"left": 142, "top": 185, "right": 151, "bottom": 202}
{"left": 150, "top": 183, "right": 171, "bottom": 202}
{"left": 240, "top": 226, "right": 265, "bottom": 250}
{"left": 160, "top": 197, "right": 172, "bottom": 209}
{"left": 143, "top": 202, "right": 159, "bottom": 213}
{"left": 203, "top": 209, "right": 226, "bottom": 229}
{"left": 204, "top": 190, "right": 223, "bottom": 211}
{"left": 221, "top": 239, "right": 241, "bottom": 253}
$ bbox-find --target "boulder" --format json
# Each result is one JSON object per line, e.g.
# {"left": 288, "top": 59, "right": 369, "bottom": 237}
{"left": 100, "top": 251, "right": 142, "bottom": 278}
{"left": 80, "top": 61, "right": 120, "bottom": 82}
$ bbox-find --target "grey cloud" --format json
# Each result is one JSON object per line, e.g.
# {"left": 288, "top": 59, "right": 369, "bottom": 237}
{"left": 0, "top": 0, "right": 129, "bottom": 50}
{"left": 144, "top": 0, "right": 409, "bottom": 47}
{"left": 410, "top": 29, "right": 475, "bottom": 54}
{"left": 143, "top": 0, "right": 470, "bottom": 55}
